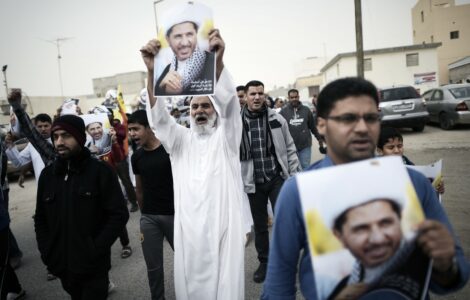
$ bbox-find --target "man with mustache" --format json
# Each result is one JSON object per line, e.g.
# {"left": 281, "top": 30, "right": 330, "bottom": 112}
{"left": 328, "top": 199, "right": 408, "bottom": 299}
{"left": 35, "top": 114, "right": 129, "bottom": 299}
{"left": 154, "top": 3, "right": 215, "bottom": 96}
{"left": 141, "top": 29, "right": 245, "bottom": 299}
{"left": 262, "top": 77, "right": 469, "bottom": 299}
{"left": 240, "top": 80, "right": 301, "bottom": 283}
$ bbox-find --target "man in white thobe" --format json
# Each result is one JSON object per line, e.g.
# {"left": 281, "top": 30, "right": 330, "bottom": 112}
{"left": 141, "top": 29, "right": 244, "bottom": 299}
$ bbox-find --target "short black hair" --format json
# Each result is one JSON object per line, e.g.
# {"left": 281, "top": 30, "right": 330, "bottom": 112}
{"left": 236, "top": 85, "right": 245, "bottom": 92}
{"left": 128, "top": 110, "right": 149, "bottom": 127}
{"left": 377, "top": 127, "right": 403, "bottom": 150}
{"left": 244, "top": 80, "right": 264, "bottom": 93}
{"left": 166, "top": 21, "right": 198, "bottom": 37}
{"left": 317, "top": 77, "right": 379, "bottom": 119}
{"left": 34, "top": 113, "right": 52, "bottom": 125}
{"left": 288, "top": 89, "right": 299, "bottom": 96}
{"left": 333, "top": 199, "right": 401, "bottom": 233}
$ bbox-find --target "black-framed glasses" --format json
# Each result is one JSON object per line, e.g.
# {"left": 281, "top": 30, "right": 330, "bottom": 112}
{"left": 325, "top": 113, "right": 381, "bottom": 125}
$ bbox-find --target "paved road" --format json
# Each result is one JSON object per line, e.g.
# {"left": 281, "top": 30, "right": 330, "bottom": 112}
{"left": 7, "top": 124, "right": 470, "bottom": 299}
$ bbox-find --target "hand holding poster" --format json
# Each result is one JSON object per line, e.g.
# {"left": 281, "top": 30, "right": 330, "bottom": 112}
{"left": 296, "top": 156, "right": 432, "bottom": 300}
{"left": 407, "top": 159, "right": 443, "bottom": 195}
{"left": 154, "top": 1, "right": 215, "bottom": 97}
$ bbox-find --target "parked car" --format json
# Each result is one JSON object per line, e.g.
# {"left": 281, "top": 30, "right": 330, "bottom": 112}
{"left": 422, "top": 84, "right": 470, "bottom": 130}
{"left": 378, "top": 85, "right": 429, "bottom": 132}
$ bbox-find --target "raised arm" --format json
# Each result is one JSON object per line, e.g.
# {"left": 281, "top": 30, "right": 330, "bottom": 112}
{"left": 206, "top": 29, "right": 242, "bottom": 153}
{"left": 8, "top": 89, "right": 56, "bottom": 165}
{"left": 140, "top": 39, "right": 187, "bottom": 154}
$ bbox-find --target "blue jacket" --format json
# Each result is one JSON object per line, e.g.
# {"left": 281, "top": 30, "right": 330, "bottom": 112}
{"left": 262, "top": 155, "right": 469, "bottom": 299}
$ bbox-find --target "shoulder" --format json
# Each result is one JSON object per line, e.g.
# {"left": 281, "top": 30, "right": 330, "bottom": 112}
{"left": 131, "top": 148, "right": 145, "bottom": 162}
{"left": 269, "top": 109, "right": 287, "bottom": 124}
{"left": 87, "top": 156, "right": 115, "bottom": 174}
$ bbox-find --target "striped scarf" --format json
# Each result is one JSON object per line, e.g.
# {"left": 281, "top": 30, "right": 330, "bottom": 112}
{"left": 239, "top": 105, "right": 273, "bottom": 161}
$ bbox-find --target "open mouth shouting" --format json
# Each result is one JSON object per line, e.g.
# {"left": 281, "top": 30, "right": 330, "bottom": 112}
{"left": 195, "top": 114, "right": 208, "bottom": 125}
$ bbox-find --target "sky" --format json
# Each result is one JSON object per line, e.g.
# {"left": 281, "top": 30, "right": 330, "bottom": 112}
{"left": 0, "top": 0, "right": 467, "bottom": 98}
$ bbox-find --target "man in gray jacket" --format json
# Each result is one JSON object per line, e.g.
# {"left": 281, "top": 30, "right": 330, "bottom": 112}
{"left": 240, "top": 80, "right": 301, "bottom": 284}
{"left": 280, "top": 88, "right": 325, "bottom": 169}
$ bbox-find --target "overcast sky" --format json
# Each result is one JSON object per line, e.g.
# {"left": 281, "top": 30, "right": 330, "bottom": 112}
{"left": 0, "top": 0, "right": 468, "bottom": 98}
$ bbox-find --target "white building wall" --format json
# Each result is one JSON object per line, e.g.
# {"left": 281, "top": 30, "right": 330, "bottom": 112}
{"left": 322, "top": 48, "right": 440, "bottom": 93}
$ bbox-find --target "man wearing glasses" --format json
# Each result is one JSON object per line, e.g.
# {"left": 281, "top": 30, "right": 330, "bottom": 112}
{"left": 261, "top": 77, "right": 469, "bottom": 299}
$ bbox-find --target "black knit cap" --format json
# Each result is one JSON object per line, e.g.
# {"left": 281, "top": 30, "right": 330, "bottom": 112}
{"left": 51, "top": 115, "right": 86, "bottom": 147}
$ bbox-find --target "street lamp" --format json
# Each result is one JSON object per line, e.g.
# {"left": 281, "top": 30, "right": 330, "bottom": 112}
{"left": 42, "top": 37, "right": 74, "bottom": 97}
{"left": 2, "top": 65, "right": 8, "bottom": 98}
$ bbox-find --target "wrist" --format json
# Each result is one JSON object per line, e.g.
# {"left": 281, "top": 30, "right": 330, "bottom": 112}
{"left": 435, "top": 255, "right": 458, "bottom": 276}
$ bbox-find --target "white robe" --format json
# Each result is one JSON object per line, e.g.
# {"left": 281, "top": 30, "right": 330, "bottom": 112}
{"left": 149, "top": 69, "right": 245, "bottom": 300}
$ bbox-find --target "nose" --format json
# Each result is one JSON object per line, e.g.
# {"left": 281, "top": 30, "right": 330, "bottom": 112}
{"left": 353, "top": 116, "right": 369, "bottom": 133}
{"left": 181, "top": 35, "right": 190, "bottom": 46}
{"left": 368, "top": 226, "right": 386, "bottom": 244}
{"left": 55, "top": 136, "right": 64, "bottom": 146}
{"left": 392, "top": 147, "right": 401, "bottom": 154}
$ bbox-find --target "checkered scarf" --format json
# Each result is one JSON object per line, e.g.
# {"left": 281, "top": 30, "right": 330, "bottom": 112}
{"left": 170, "top": 46, "right": 207, "bottom": 90}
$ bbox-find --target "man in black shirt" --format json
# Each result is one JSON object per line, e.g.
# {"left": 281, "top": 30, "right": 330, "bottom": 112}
{"left": 129, "top": 110, "right": 174, "bottom": 300}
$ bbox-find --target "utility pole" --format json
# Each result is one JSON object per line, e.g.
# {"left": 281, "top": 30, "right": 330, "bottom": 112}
{"left": 43, "top": 37, "right": 73, "bottom": 97}
{"left": 355, "top": 0, "right": 364, "bottom": 78}
{"left": 2, "top": 65, "right": 8, "bottom": 98}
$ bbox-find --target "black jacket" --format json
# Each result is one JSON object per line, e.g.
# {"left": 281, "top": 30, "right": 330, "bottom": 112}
{"left": 34, "top": 148, "right": 129, "bottom": 276}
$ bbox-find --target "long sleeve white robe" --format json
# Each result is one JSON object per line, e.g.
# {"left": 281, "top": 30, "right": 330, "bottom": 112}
{"left": 149, "top": 68, "right": 245, "bottom": 300}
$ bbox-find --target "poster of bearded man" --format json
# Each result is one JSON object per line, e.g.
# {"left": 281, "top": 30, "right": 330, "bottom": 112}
{"left": 81, "top": 112, "right": 113, "bottom": 157}
{"left": 153, "top": 1, "right": 215, "bottom": 97}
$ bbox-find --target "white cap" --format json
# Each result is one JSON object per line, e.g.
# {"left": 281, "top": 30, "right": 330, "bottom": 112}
{"left": 160, "top": 2, "right": 211, "bottom": 36}
{"left": 105, "top": 89, "right": 117, "bottom": 100}
{"left": 297, "top": 156, "right": 408, "bottom": 230}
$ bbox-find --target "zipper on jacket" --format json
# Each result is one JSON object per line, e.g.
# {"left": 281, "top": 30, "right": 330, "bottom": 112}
{"left": 64, "top": 161, "right": 70, "bottom": 181}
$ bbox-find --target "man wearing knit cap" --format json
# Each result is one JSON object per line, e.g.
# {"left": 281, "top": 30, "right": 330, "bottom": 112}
{"left": 34, "top": 114, "right": 129, "bottom": 299}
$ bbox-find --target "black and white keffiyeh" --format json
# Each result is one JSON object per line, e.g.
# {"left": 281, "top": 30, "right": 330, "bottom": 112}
{"left": 171, "top": 46, "right": 207, "bottom": 90}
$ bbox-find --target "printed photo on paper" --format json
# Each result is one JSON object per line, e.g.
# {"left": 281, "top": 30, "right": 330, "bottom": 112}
{"left": 153, "top": 1, "right": 215, "bottom": 97}
{"left": 296, "top": 156, "right": 432, "bottom": 300}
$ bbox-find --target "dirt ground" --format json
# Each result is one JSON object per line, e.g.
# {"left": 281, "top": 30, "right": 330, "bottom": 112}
{"left": 7, "top": 124, "right": 470, "bottom": 299}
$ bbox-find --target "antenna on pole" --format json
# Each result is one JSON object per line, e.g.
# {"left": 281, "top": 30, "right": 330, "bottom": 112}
{"left": 42, "top": 37, "right": 74, "bottom": 97}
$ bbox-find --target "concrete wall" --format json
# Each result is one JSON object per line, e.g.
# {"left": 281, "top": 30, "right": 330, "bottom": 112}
{"left": 322, "top": 48, "right": 440, "bottom": 93}
{"left": 93, "top": 71, "right": 146, "bottom": 97}
{"left": 449, "top": 63, "right": 470, "bottom": 83}
{"left": 412, "top": 0, "right": 470, "bottom": 84}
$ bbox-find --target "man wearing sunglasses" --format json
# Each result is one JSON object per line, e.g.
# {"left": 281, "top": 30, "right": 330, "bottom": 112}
{"left": 262, "top": 77, "right": 469, "bottom": 299}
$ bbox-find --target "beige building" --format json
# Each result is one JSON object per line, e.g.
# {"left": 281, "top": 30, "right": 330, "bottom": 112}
{"left": 92, "top": 71, "right": 146, "bottom": 97}
{"left": 412, "top": 0, "right": 470, "bottom": 85}
{"left": 320, "top": 43, "right": 441, "bottom": 92}
{"left": 294, "top": 74, "right": 323, "bottom": 100}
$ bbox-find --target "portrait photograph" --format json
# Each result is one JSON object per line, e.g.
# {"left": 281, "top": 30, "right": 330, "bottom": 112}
{"left": 81, "top": 112, "right": 113, "bottom": 158}
{"left": 153, "top": 1, "right": 216, "bottom": 97}
{"left": 296, "top": 156, "right": 432, "bottom": 300}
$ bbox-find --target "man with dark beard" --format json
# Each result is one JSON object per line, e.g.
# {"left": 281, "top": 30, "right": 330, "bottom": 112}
{"left": 35, "top": 115, "right": 129, "bottom": 299}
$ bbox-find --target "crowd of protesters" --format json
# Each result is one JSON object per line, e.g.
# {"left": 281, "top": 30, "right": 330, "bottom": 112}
{"left": 0, "top": 23, "right": 468, "bottom": 300}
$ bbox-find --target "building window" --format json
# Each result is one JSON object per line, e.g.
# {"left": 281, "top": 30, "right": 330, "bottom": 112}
{"left": 364, "top": 58, "right": 372, "bottom": 71}
{"left": 421, "top": 11, "right": 424, "bottom": 22}
{"left": 406, "top": 53, "right": 419, "bottom": 67}
{"left": 450, "top": 31, "right": 459, "bottom": 39}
